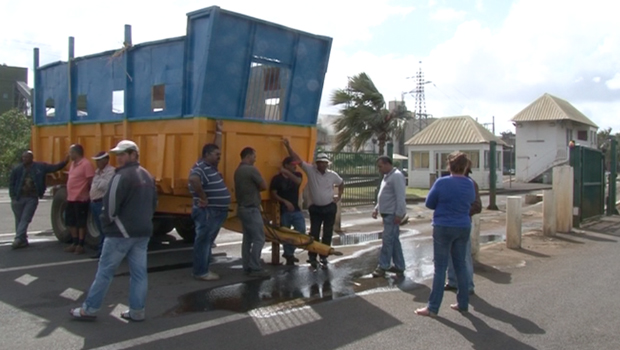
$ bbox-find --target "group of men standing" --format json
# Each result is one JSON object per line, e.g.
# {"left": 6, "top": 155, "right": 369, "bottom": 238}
{"left": 188, "top": 121, "right": 346, "bottom": 281}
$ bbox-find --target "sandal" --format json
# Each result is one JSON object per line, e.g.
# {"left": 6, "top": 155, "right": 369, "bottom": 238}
{"left": 69, "top": 308, "right": 96, "bottom": 321}
{"left": 414, "top": 307, "right": 437, "bottom": 317}
{"left": 450, "top": 303, "right": 468, "bottom": 312}
{"left": 120, "top": 310, "right": 144, "bottom": 322}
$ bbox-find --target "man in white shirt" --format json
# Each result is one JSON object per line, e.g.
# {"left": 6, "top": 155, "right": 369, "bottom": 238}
{"left": 89, "top": 151, "right": 115, "bottom": 259}
{"left": 283, "top": 139, "right": 344, "bottom": 269}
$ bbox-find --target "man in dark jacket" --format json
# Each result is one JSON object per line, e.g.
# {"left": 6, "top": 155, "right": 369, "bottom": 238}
{"left": 70, "top": 140, "right": 157, "bottom": 322}
{"left": 445, "top": 164, "right": 482, "bottom": 293}
{"left": 9, "top": 150, "right": 69, "bottom": 249}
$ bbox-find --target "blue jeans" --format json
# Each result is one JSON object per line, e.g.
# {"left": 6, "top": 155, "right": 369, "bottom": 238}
{"left": 428, "top": 225, "right": 471, "bottom": 314}
{"left": 447, "top": 232, "right": 475, "bottom": 291}
{"left": 237, "top": 207, "right": 265, "bottom": 272}
{"left": 378, "top": 214, "right": 405, "bottom": 271}
{"left": 192, "top": 206, "right": 228, "bottom": 277}
{"left": 82, "top": 237, "right": 150, "bottom": 320}
{"left": 90, "top": 201, "right": 104, "bottom": 252}
{"left": 11, "top": 197, "right": 39, "bottom": 243}
{"left": 280, "top": 210, "right": 306, "bottom": 257}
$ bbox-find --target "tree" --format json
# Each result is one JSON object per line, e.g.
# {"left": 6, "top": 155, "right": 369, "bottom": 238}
{"left": 331, "top": 73, "right": 412, "bottom": 155}
{"left": 0, "top": 109, "right": 32, "bottom": 186}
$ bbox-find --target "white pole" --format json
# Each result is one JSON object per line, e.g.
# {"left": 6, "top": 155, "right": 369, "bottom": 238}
{"left": 553, "top": 166, "right": 574, "bottom": 233}
{"left": 543, "top": 190, "right": 556, "bottom": 236}
{"left": 506, "top": 196, "right": 522, "bottom": 249}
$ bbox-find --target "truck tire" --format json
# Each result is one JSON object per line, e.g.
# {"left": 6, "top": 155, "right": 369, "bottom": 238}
{"left": 174, "top": 217, "right": 195, "bottom": 243}
{"left": 85, "top": 210, "right": 102, "bottom": 249}
{"left": 51, "top": 187, "right": 71, "bottom": 243}
{"left": 153, "top": 218, "right": 175, "bottom": 236}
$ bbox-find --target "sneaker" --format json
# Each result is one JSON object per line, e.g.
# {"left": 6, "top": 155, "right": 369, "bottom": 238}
{"left": 372, "top": 267, "right": 386, "bottom": 278}
{"left": 320, "top": 257, "right": 328, "bottom": 266}
{"left": 64, "top": 244, "right": 77, "bottom": 253}
{"left": 388, "top": 266, "right": 405, "bottom": 277}
{"left": 74, "top": 246, "right": 85, "bottom": 255}
{"left": 194, "top": 271, "right": 220, "bottom": 281}
{"left": 444, "top": 283, "right": 458, "bottom": 291}
{"left": 283, "top": 255, "right": 299, "bottom": 266}
{"left": 248, "top": 270, "right": 270, "bottom": 278}
{"left": 307, "top": 259, "right": 319, "bottom": 269}
{"left": 11, "top": 239, "right": 29, "bottom": 250}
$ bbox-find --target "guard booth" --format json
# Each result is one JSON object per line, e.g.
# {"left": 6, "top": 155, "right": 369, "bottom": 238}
{"left": 570, "top": 145, "right": 605, "bottom": 226}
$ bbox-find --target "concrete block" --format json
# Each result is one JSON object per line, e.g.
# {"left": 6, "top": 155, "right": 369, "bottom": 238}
{"left": 506, "top": 196, "right": 522, "bottom": 249}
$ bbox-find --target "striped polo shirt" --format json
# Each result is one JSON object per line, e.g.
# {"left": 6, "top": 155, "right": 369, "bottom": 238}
{"left": 188, "top": 160, "right": 231, "bottom": 208}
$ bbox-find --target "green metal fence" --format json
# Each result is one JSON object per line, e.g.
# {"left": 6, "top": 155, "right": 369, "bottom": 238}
{"left": 322, "top": 151, "right": 381, "bottom": 207}
{"left": 570, "top": 145, "right": 605, "bottom": 226}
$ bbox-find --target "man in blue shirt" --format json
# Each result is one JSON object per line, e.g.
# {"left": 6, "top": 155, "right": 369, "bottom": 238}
{"left": 188, "top": 120, "right": 231, "bottom": 281}
{"left": 9, "top": 150, "right": 69, "bottom": 249}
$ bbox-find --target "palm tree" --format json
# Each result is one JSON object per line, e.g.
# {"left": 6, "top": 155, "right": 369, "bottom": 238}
{"left": 331, "top": 73, "right": 412, "bottom": 155}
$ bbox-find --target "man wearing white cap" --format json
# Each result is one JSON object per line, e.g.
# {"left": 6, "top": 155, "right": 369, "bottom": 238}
{"left": 70, "top": 140, "right": 157, "bottom": 322}
{"left": 282, "top": 139, "right": 344, "bottom": 269}
{"left": 89, "top": 151, "right": 115, "bottom": 259}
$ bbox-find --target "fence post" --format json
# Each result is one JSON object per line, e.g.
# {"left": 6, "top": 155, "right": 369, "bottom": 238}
{"left": 608, "top": 138, "right": 618, "bottom": 216}
{"left": 543, "top": 189, "right": 556, "bottom": 236}
{"left": 506, "top": 196, "right": 522, "bottom": 249}
{"left": 553, "top": 165, "right": 574, "bottom": 232}
{"left": 470, "top": 214, "right": 481, "bottom": 260}
{"left": 334, "top": 187, "right": 343, "bottom": 233}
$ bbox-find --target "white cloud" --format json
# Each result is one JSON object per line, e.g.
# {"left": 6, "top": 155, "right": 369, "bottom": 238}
{"left": 606, "top": 73, "right": 620, "bottom": 90}
{"left": 430, "top": 8, "right": 467, "bottom": 22}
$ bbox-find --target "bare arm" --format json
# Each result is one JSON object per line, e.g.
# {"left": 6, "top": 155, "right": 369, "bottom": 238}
{"left": 280, "top": 168, "right": 302, "bottom": 185}
{"left": 188, "top": 174, "right": 208, "bottom": 206}
{"left": 214, "top": 120, "right": 223, "bottom": 149}
{"left": 282, "top": 138, "right": 303, "bottom": 164}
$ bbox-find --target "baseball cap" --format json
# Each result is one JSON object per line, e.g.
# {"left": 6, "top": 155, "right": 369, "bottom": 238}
{"left": 92, "top": 151, "right": 109, "bottom": 160}
{"left": 315, "top": 153, "right": 330, "bottom": 163}
{"left": 282, "top": 156, "right": 300, "bottom": 166}
{"left": 110, "top": 140, "right": 139, "bottom": 153}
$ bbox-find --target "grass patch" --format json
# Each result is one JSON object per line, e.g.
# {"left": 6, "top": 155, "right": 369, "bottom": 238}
{"left": 406, "top": 187, "right": 429, "bottom": 198}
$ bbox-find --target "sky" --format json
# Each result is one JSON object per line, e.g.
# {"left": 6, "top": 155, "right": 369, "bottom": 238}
{"left": 1, "top": 0, "right": 619, "bottom": 135}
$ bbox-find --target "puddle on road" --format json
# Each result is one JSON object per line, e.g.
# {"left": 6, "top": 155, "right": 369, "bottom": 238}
{"left": 480, "top": 234, "right": 504, "bottom": 244}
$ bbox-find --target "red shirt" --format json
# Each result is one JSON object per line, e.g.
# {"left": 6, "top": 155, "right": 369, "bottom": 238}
{"left": 67, "top": 158, "right": 95, "bottom": 202}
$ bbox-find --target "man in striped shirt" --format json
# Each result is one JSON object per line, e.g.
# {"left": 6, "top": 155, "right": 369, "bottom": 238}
{"left": 188, "top": 120, "right": 231, "bottom": 281}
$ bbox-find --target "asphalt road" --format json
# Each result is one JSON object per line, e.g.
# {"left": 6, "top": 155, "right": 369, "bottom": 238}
{"left": 1, "top": 195, "right": 620, "bottom": 349}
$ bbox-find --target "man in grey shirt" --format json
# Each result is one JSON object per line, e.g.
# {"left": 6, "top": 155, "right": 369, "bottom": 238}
{"left": 234, "top": 147, "right": 269, "bottom": 278}
{"left": 372, "top": 156, "right": 407, "bottom": 277}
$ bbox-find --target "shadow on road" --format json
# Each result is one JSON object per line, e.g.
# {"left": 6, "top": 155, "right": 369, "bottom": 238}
{"left": 436, "top": 313, "right": 539, "bottom": 350}
{"left": 474, "top": 262, "right": 512, "bottom": 285}
{"left": 563, "top": 232, "right": 617, "bottom": 243}
{"left": 514, "top": 248, "right": 550, "bottom": 259}
{"left": 470, "top": 295, "right": 545, "bottom": 334}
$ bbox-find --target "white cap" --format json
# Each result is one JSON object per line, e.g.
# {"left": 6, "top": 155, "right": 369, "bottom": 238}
{"left": 110, "top": 140, "right": 139, "bottom": 153}
{"left": 315, "top": 153, "right": 330, "bottom": 163}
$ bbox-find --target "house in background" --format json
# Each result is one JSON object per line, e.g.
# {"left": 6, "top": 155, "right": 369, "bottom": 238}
{"left": 512, "top": 93, "right": 598, "bottom": 183}
{"left": 405, "top": 115, "right": 506, "bottom": 190}
{"left": 0, "top": 64, "right": 29, "bottom": 115}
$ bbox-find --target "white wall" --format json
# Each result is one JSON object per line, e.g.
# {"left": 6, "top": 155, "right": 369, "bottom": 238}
{"left": 407, "top": 144, "right": 503, "bottom": 190}
{"left": 515, "top": 120, "right": 597, "bottom": 182}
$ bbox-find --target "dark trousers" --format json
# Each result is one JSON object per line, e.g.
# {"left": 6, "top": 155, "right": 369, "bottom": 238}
{"left": 11, "top": 196, "right": 39, "bottom": 243}
{"left": 308, "top": 202, "right": 337, "bottom": 260}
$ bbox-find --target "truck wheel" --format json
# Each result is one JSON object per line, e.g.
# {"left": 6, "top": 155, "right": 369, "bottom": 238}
{"left": 174, "top": 217, "right": 195, "bottom": 243}
{"left": 85, "top": 210, "right": 102, "bottom": 249}
{"left": 51, "top": 187, "right": 71, "bottom": 243}
{"left": 153, "top": 218, "right": 175, "bottom": 236}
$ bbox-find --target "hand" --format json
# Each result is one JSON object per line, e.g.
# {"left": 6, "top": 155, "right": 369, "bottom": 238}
{"left": 284, "top": 201, "right": 295, "bottom": 212}
{"left": 333, "top": 195, "right": 341, "bottom": 203}
{"left": 198, "top": 197, "right": 208, "bottom": 208}
{"left": 394, "top": 216, "right": 402, "bottom": 225}
{"left": 282, "top": 138, "right": 290, "bottom": 147}
{"left": 215, "top": 120, "right": 223, "bottom": 133}
{"left": 372, "top": 210, "right": 378, "bottom": 219}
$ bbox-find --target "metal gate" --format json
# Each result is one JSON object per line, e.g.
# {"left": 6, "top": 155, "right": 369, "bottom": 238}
{"left": 323, "top": 152, "right": 380, "bottom": 207}
{"left": 570, "top": 145, "right": 605, "bottom": 226}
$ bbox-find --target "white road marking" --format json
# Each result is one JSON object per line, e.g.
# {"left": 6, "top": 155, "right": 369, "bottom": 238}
{"left": 110, "top": 303, "right": 130, "bottom": 324}
{"left": 59, "top": 288, "right": 84, "bottom": 301}
{"left": 14, "top": 274, "right": 38, "bottom": 286}
{"left": 0, "top": 231, "right": 43, "bottom": 237}
{"left": 249, "top": 300, "right": 322, "bottom": 336}
{"left": 90, "top": 314, "right": 248, "bottom": 350}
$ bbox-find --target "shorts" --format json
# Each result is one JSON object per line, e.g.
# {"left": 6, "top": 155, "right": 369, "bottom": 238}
{"left": 65, "top": 201, "right": 89, "bottom": 228}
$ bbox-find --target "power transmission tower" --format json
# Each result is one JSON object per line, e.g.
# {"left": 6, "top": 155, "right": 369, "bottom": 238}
{"left": 413, "top": 61, "right": 432, "bottom": 133}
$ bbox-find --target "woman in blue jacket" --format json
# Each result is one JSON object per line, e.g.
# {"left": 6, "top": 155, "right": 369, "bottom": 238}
{"left": 416, "top": 152, "right": 475, "bottom": 317}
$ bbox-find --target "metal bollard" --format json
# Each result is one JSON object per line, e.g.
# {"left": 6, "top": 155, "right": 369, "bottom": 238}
{"left": 506, "top": 196, "right": 522, "bottom": 249}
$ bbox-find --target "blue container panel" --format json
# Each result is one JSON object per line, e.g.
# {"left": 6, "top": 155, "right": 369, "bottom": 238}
{"left": 252, "top": 21, "right": 296, "bottom": 65}
{"left": 38, "top": 63, "right": 69, "bottom": 124}
{"left": 185, "top": 13, "right": 213, "bottom": 117}
{"left": 287, "top": 35, "right": 331, "bottom": 125}
{"left": 130, "top": 40, "right": 184, "bottom": 119}
{"left": 75, "top": 54, "right": 125, "bottom": 122}
{"left": 200, "top": 12, "right": 252, "bottom": 119}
